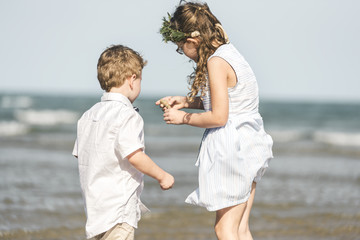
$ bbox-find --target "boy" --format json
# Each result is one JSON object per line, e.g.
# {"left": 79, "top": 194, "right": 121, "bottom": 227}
{"left": 72, "top": 45, "right": 174, "bottom": 240}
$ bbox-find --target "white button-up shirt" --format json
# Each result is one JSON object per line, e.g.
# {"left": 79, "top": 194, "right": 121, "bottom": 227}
{"left": 73, "top": 92, "right": 149, "bottom": 239}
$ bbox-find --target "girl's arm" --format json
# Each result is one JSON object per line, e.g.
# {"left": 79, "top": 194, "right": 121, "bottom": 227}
{"left": 185, "top": 96, "right": 204, "bottom": 109}
{"left": 163, "top": 57, "right": 230, "bottom": 128}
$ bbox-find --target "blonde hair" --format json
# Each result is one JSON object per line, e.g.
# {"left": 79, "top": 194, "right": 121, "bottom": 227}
{"left": 168, "top": 2, "right": 229, "bottom": 101}
{"left": 97, "top": 45, "right": 147, "bottom": 92}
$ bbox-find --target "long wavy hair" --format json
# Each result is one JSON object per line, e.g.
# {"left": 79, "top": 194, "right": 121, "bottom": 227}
{"left": 170, "top": 2, "right": 229, "bottom": 101}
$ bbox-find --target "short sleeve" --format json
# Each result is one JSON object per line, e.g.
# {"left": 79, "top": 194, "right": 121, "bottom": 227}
{"left": 115, "top": 111, "right": 145, "bottom": 159}
{"left": 72, "top": 139, "right": 78, "bottom": 157}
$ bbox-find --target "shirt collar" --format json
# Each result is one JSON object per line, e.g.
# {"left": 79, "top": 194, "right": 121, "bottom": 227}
{"left": 101, "top": 92, "right": 132, "bottom": 107}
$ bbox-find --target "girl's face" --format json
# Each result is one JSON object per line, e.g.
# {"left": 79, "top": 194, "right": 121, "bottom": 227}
{"left": 176, "top": 38, "right": 199, "bottom": 61}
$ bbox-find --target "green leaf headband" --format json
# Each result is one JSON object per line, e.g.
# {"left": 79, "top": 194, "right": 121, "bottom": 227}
{"left": 160, "top": 13, "right": 200, "bottom": 43}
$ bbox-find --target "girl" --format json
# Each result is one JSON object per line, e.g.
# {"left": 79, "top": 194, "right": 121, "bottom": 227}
{"left": 157, "top": 2, "right": 273, "bottom": 239}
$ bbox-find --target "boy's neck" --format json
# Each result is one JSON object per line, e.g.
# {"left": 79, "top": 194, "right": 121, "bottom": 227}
{"left": 108, "top": 87, "right": 130, "bottom": 99}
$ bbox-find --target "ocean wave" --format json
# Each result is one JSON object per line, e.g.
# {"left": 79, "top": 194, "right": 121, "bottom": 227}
{"left": 0, "top": 95, "right": 33, "bottom": 108}
{"left": 268, "top": 129, "right": 311, "bottom": 142}
{"left": 0, "top": 121, "right": 29, "bottom": 136}
{"left": 270, "top": 129, "right": 360, "bottom": 148}
{"left": 313, "top": 131, "right": 360, "bottom": 147}
{"left": 14, "top": 109, "right": 79, "bottom": 126}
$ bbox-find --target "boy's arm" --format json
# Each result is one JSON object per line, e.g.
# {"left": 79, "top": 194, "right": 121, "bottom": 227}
{"left": 127, "top": 149, "right": 174, "bottom": 190}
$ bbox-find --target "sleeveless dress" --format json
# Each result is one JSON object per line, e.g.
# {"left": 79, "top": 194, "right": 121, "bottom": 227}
{"left": 185, "top": 43, "right": 273, "bottom": 211}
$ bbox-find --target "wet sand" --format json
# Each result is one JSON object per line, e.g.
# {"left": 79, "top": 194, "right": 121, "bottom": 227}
{"left": 1, "top": 204, "right": 359, "bottom": 240}
{"left": 136, "top": 204, "right": 360, "bottom": 240}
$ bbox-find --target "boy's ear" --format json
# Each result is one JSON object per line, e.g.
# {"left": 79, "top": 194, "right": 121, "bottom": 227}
{"left": 128, "top": 74, "right": 137, "bottom": 89}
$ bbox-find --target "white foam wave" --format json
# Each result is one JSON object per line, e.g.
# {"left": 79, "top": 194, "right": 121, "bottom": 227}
{"left": 15, "top": 109, "right": 79, "bottom": 126}
{"left": 269, "top": 129, "right": 360, "bottom": 148}
{"left": 313, "top": 131, "right": 360, "bottom": 147}
{"left": 0, "top": 121, "right": 29, "bottom": 136}
{"left": 268, "top": 130, "right": 310, "bottom": 142}
{"left": 0, "top": 96, "right": 33, "bottom": 108}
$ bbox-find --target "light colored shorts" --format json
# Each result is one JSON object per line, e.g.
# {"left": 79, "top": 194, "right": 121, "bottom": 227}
{"left": 94, "top": 223, "right": 134, "bottom": 240}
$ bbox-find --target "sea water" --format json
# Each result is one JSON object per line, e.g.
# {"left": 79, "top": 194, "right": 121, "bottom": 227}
{"left": 0, "top": 92, "right": 359, "bottom": 240}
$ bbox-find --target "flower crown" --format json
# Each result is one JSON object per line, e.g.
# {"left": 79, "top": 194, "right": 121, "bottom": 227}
{"left": 160, "top": 13, "right": 200, "bottom": 43}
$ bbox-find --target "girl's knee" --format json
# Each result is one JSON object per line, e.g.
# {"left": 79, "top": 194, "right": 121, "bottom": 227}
{"left": 214, "top": 225, "right": 227, "bottom": 240}
{"left": 214, "top": 222, "right": 225, "bottom": 235}
{"left": 214, "top": 223, "right": 222, "bottom": 238}
{"left": 214, "top": 222, "right": 237, "bottom": 240}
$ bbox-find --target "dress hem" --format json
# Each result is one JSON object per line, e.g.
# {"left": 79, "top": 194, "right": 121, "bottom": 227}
{"left": 185, "top": 193, "right": 251, "bottom": 212}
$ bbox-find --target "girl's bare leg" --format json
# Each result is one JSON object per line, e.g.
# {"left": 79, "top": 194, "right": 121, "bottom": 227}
{"left": 238, "top": 182, "right": 257, "bottom": 240}
{"left": 215, "top": 203, "right": 247, "bottom": 240}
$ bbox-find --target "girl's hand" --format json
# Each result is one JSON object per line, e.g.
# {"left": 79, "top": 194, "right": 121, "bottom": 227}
{"left": 156, "top": 96, "right": 188, "bottom": 110}
{"left": 163, "top": 108, "right": 187, "bottom": 125}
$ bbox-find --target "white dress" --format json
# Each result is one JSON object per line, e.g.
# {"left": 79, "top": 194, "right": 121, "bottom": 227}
{"left": 185, "top": 43, "right": 273, "bottom": 211}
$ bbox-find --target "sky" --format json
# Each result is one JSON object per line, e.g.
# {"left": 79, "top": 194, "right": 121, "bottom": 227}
{"left": 0, "top": 0, "right": 359, "bottom": 102}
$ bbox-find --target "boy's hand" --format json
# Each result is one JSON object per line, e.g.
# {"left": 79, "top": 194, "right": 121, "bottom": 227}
{"left": 159, "top": 172, "right": 175, "bottom": 190}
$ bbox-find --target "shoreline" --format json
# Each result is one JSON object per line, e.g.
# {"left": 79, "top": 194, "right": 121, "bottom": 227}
{"left": 1, "top": 204, "right": 359, "bottom": 240}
